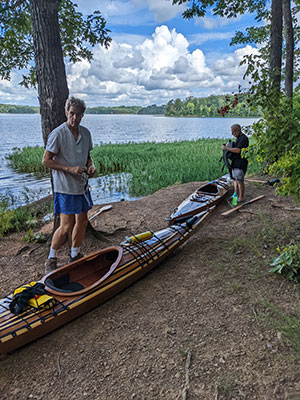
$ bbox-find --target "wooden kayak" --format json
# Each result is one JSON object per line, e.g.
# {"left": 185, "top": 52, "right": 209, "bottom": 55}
{"left": 168, "top": 174, "right": 231, "bottom": 225}
{"left": 0, "top": 206, "right": 215, "bottom": 355}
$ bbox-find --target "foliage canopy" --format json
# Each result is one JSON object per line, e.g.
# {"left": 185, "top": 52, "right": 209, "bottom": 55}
{"left": 0, "top": 0, "right": 111, "bottom": 87}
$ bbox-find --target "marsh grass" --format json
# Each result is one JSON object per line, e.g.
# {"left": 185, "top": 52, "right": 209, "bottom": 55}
{"left": 7, "top": 146, "right": 46, "bottom": 174}
{"left": 0, "top": 191, "right": 53, "bottom": 237}
{"left": 8, "top": 140, "right": 259, "bottom": 196}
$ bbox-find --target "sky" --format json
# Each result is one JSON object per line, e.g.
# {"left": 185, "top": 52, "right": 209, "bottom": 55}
{"left": 0, "top": 0, "right": 264, "bottom": 107}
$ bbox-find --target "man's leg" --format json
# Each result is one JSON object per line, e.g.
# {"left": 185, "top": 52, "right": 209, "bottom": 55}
{"left": 233, "top": 179, "right": 239, "bottom": 197}
{"left": 232, "top": 168, "right": 246, "bottom": 201}
{"left": 237, "top": 168, "right": 246, "bottom": 201}
{"left": 237, "top": 182, "right": 245, "bottom": 201}
{"left": 69, "top": 212, "right": 89, "bottom": 261}
{"left": 232, "top": 169, "right": 240, "bottom": 198}
{"left": 51, "top": 213, "right": 75, "bottom": 250}
{"left": 45, "top": 213, "right": 75, "bottom": 273}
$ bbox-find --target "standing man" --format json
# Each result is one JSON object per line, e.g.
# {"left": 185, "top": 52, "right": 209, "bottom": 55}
{"left": 43, "top": 97, "right": 95, "bottom": 274}
{"left": 222, "top": 124, "right": 249, "bottom": 202}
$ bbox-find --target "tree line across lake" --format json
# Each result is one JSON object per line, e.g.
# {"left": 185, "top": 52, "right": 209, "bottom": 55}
{"left": 0, "top": 93, "right": 260, "bottom": 118}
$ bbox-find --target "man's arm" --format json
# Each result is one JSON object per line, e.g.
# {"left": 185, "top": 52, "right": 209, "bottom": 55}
{"left": 86, "top": 151, "right": 95, "bottom": 177}
{"left": 42, "top": 150, "right": 86, "bottom": 176}
{"left": 222, "top": 145, "right": 241, "bottom": 154}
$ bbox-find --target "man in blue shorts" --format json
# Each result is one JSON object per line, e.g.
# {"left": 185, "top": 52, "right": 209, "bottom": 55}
{"left": 42, "top": 97, "right": 95, "bottom": 273}
{"left": 222, "top": 124, "right": 249, "bottom": 202}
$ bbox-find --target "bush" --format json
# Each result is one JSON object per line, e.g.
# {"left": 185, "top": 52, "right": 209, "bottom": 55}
{"left": 269, "top": 243, "right": 300, "bottom": 281}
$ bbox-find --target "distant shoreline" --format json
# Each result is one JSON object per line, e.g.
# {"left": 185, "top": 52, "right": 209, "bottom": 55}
{"left": 0, "top": 111, "right": 260, "bottom": 118}
{"left": 0, "top": 94, "right": 261, "bottom": 118}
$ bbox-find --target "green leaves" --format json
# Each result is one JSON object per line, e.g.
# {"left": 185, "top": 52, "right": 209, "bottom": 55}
{"left": 269, "top": 244, "right": 300, "bottom": 281}
{"left": 59, "top": 1, "right": 111, "bottom": 63}
{"left": 0, "top": 0, "right": 111, "bottom": 85}
{"left": 246, "top": 89, "right": 300, "bottom": 202}
{"left": 172, "top": 0, "right": 268, "bottom": 20}
{"left": 0, "top": 0, "right": 33, "bottom": 80}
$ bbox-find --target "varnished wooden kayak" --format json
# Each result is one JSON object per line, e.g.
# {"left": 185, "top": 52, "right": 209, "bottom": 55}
{"left": 0, "top": 206, "right": 216, "bottom": 355}
{"left": 168, "top": 174, "right": 231, "bottom": 225}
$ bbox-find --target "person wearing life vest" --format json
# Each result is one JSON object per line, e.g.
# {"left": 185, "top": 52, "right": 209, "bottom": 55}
{"left": 222, "top": 124, "right": 249, "bottom": 202}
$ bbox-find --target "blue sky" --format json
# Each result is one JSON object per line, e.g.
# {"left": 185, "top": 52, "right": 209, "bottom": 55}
{"left": 0, "top": 0, "right": 263, "bottom": 107}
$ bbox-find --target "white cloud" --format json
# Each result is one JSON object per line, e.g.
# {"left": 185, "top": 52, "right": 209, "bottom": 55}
{"left": 212, "top": 45, "right": 259, "bottom": 77}
{"left": 146, "top": 0, "right": 186, "bottom": 23}
{"left": 199, "top": 15, "right": 242, "bottom": 30}
{"left": 0, "top": 24, "right": 260, "bottom": 107}
{"left": 0, "top": 72, "right": 38, "bottom": 106}
{"left": 66, "top": 25, "right": 258, "bottom": 106}
{"left": 111, "top": 33, "right": 148, "bottom": 47}
{"left": 189, "top": 31, "right": 235, "bottom": 46}
{"left": 75, "top": 0, "right": 186, "bottom": 24}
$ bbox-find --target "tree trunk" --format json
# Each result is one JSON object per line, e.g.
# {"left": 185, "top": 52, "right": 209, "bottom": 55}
{"left": 30, "top": 0, "right": 69, "bottom": 232}
{"left": 270, "top": 0, "right": 283, "bottom": 92}
{"left": 29, "top": 0, "right": 69, "bottom": 146}
{"left": 29, "top": 0, "right": 107, "bottom": 242}
{"left": 282, "top": 0, "right": 294, "bottom": 99}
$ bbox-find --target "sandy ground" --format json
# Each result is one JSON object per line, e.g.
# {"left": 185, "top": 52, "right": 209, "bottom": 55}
{"left": 0, "top": 178, "right": 300, "bottom": 399}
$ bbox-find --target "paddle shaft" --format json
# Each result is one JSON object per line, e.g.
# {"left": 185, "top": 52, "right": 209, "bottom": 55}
{"left": 246, "top": 178, "right": 280, "bottom": 186}
{"left": 246, "top": 179, "right": 267, "bottom": 183}
{"left": 221, "top": 195, "right": 265, "bottom": 216}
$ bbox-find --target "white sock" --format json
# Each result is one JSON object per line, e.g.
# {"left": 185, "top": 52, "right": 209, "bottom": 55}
{"left": 48, "top": 248, "right": 57, "bottom": 259}
{"left": 71, "top": 247, "right": 80, "bottom": 258}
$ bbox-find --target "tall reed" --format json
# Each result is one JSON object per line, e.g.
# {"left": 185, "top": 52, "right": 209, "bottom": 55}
{"left": 8, "top": 140, "right": 259, "bottom": 196}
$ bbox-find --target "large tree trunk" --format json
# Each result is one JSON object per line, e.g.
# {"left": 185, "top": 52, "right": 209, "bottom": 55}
{"left": 29, "top": 0, "right": 69, "bottom": 146}
{"left": 283, "top": 0, "right": 294, "bottom": 100}
{"left": 270, "top": 0, "right": 283, "bottom": 92}
{"left": 29, "top": 0, "right": 108, "bottom": 242}
{"left": 30, "top": 0, "right": 69, "bottom": 232}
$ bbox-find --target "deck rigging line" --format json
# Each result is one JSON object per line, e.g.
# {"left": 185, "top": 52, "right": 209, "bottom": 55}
{"left": 132, "top": 235, "right": 161, "bottom": 262}
{"left": 121, "top": 245, "right": 146, "bottom": 268}
{"left": 150, "top": 231, "right": 171, "bottom": 251}
{"left": 168, "top": 225, "right": 187, "bottom": 240}
{"left": 123, "top": 242, "right": 153, "bottom": 268}
{"left": 0, "top": 293, "right": 71, "bottom": 341}
{"left": 0, "top": 299, "right": 32, "bottom": 339}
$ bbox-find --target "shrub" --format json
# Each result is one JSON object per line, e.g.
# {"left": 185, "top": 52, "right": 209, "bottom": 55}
{"left": 269, "top": 243, "right": 300, "bottom": 281}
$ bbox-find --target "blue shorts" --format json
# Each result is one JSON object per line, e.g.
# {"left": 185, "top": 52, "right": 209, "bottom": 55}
{"left": 54, "top": 191, "right": 93, "bottom": 215}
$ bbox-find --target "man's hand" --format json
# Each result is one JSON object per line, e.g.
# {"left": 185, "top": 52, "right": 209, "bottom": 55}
{"left": 70, "top": 166, "right": 87, "bottom": 175}
{"left": 87, "top": 165, "right": 95, "bottom": 177}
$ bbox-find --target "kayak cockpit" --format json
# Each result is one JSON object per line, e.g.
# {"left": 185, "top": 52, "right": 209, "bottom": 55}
{"left": 45, "top": 274, "right": 85, "bottom": 293}
{"left": 196, "top": 182, "right": 219, "bottom": 195}
{"left": 42, "top": 246, "right": 123, "bottom": 297}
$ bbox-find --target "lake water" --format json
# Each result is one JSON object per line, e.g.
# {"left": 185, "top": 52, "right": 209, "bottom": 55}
{"left": 0, "top": 114, "right": 258, "bottom": 207}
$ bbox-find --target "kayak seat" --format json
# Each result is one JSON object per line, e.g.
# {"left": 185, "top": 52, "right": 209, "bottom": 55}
{"left": 197, "top": 184, "right": 218, "bottom": 195}
{"left": 45, "top": 273, "right": 84, "bottom": 293}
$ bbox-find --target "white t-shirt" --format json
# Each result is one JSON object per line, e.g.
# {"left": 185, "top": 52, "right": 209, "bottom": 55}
{"left": 46, "top": 122, "right": 93, "bottom": 195}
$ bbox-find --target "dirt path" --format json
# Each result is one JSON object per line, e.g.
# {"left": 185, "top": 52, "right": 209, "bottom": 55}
{"left": 0, "top": 179, "right": 299, "bottom": 399}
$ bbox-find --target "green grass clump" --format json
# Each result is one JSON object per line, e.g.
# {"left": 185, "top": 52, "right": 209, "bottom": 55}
{"left": 7, "top": 146, "right": 46, "bottom": 174}
{"left": 91, "top": 139, "right": 258, "bottom": 196}
{"left": 0, "top": 193, "right": 53, "bottom": 238}
{"left": 8, "top": 140, "right": 260, "bottom": 197}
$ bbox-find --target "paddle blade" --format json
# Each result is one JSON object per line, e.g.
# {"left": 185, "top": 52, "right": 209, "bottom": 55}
{"left": 89, "top": 205, "right": 112, "bottom": 221}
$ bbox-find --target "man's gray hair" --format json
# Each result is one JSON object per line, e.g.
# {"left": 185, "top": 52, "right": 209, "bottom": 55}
{"left": 65, "top": 96, "right": 86, "bottom": 113}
